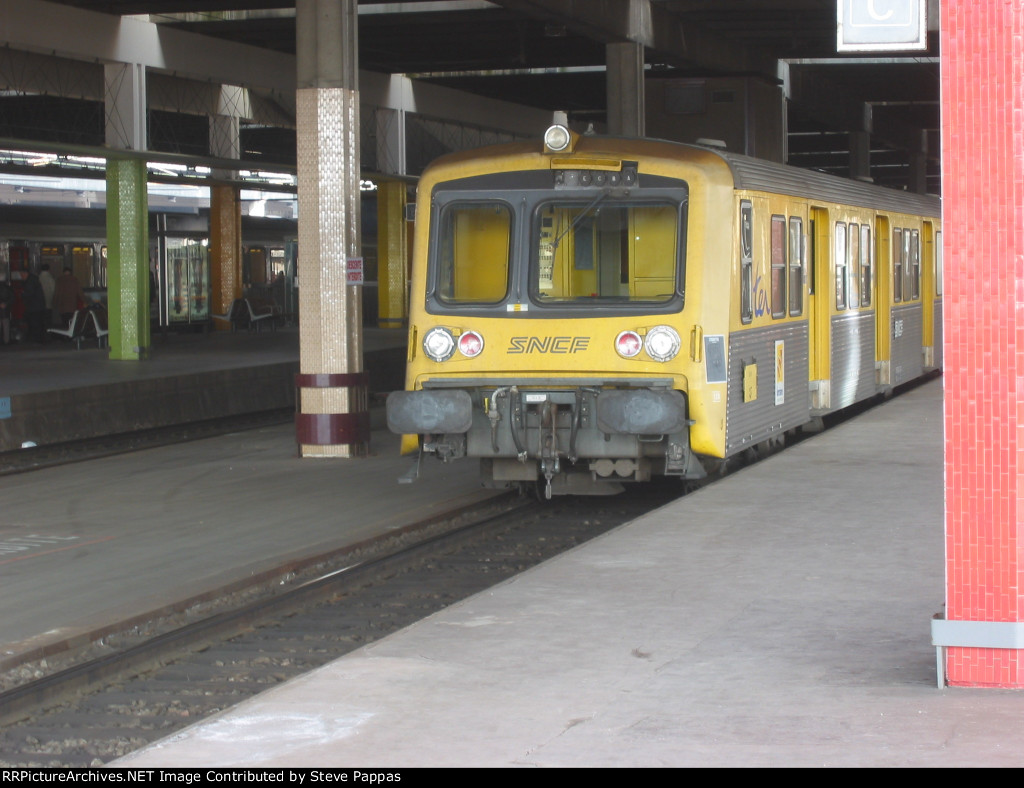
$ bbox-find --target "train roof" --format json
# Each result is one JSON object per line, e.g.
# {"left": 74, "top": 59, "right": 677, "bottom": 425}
{"left": 423, "top": 134, "right": 941, "bottom": 219}
{"left": 710, "top": 147, "right": 941, "bottom": 219}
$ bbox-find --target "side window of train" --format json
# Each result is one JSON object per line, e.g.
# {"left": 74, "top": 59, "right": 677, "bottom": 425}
{"left": 835, "top": 221, "right": 847, "bottom": 310}
{"left": 771, "top": 215, "right": 786, "bottom": 319}
{"left": 909, "top": 229, "right": 921, "bottom": 300}
{"left": 740, "top": 200, "right": 753, "bottom": 323}
{"left": 849, "top": 223, "right": 861, "bottom": 308}
{"left": 860, "top": 225, "right": 872, "bottom": 307}
{"left": 893, "top": 228, "right": 903, "bottom": 303}
{"left": 788, "top": 217, "right": 803, "bottom": 316}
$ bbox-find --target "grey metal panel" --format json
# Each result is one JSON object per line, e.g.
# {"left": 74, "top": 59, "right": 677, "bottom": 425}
{"left": 726, "top": 322, "right": 810, "bottom": 455}
{"left": 932, "top": 301, "right": 944, "bottom": 370}
{"left": 711, "top": 149, "right": 941, "bottom": 217}
{"left": 830, "top": 311, "right": 877, "bottom": 410}
{"left": 891, "top": 303, "right": 924, "bottom": 385}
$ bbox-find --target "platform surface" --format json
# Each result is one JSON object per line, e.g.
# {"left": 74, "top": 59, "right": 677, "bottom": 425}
{"left": 0, "top": 327, "right": 406, "bottom": 452}
{"left": 100, "top": 378, "right": 1024, "bottom": 768}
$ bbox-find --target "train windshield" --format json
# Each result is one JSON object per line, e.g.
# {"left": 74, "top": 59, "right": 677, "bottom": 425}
{"left": 532, "top": 199, "right": 679, "bottom": 304}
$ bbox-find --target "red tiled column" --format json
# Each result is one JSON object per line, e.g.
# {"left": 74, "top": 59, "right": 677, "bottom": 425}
{"left": 939, "top": 1, "right": 1024, "bottom": 687}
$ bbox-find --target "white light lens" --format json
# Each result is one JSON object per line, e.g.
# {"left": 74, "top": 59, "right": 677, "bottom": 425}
{"left": 423, "top": 327, "right": 456, "bottom": 362}
{"left": 615, "top": 330, "right": 643, "bottom": 358}
{"left": 458, "top": 331, "right": 484, "bottom": 358}
{"left": 644, "top": 325, "right": 681, "bottom": 362}
{"left": 544, "top": 124, "right": 571, "bottom": 152}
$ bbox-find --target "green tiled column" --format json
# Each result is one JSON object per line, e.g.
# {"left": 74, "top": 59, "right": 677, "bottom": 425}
{"left": 106, "top": 158, "right": 150, "bottom": 360}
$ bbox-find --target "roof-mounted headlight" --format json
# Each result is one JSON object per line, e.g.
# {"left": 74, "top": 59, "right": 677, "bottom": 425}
{"left": 544, "top": 124, "right": 572, "bottom": 153}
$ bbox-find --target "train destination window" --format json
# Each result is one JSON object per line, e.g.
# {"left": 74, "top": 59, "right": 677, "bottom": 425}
{"left": 835, "top": 222, "right": 847, "bottom": 310}
{"left": 740, "top": 201, "right": 753, "bottom": 323}
{"left": 860, "top": 225, "right": 872, "bottom": 307}
{"left": 532, "top": 199, "right": 679, "bottom": 304}
{"left": 771, "top": 215, "right": 786, "bottom": 318}
{"left": 789, "top": 217, "right": 803, "bottom": 316}
{"left": 435, "top": 202, "right": 512, "bottom": 305}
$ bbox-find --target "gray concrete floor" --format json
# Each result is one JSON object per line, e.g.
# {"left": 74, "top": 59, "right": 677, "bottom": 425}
{"left": 111, "top": 378, "right": 1024, "bottom": 768}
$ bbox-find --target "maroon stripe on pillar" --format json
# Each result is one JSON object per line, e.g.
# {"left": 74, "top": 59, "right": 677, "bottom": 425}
{"left": 295, "top": 411, "right": 371, "bottom": 445}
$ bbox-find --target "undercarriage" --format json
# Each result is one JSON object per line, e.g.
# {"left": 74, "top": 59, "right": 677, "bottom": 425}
{"left": 387, "top": 384, "right": 706, "bottom": 497}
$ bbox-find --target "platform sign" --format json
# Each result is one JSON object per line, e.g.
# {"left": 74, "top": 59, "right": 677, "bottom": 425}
{"left": 837, "top": 0, "right": 927, "bottom": 52}
{"left": 346, "top": 257, "right": 364, "bottom": 285}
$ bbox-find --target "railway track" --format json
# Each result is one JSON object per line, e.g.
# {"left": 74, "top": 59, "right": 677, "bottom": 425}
{"left": 0, "top": 482, "right": 684, "bottom": 767}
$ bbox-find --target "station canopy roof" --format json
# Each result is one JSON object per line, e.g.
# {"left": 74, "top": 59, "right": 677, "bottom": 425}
{"left": 5, "top": 1, "right": 940, "bottom": 193}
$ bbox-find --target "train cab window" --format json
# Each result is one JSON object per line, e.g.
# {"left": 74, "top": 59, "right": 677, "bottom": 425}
{"left": 532, "top": 199, "right": 679, "bottom": 304}
{"left": 740, "top": 201, "right": 753, "bottom": 323}
{"left": 788, "top": 217, "right": 803, "bottom": 316}
{"left": 849, "top": 223, "right": 861, "bottom": 308}
{"left": 860, "top": 225, "right": 872, "bottom": 307}
{"left": 435, "top": 202, "right": 512, "bottom": 304}
{"left": 771, "top": 215, "right": 786, "bottom": 318}
{"left": 893, "top": 228, "right": 903, "bottom": 303}
{"left": 835, "top": 222, "right": 847, "bottom": 310}
{"left": 908, "top": 230, "right": 920, "bottom": 300}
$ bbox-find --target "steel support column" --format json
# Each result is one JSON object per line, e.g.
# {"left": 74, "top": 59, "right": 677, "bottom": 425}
{"left": 105, "top": 158, "right": 150, "bottom": 360}
{"left": 295, "top": 0, "right": 368, "bottom": 457}
{"left": 209, "top": 108, "right": 243, "bottom": 329}
{"left": 606, "top": 41, "right": 645, "bottom": 137}
{"left": 104, "top": 61, "right": 149, "bottom": 360}
{"left": 209, "top": 185, "right": 242, "bottom": 328}
{"left": 849, "top": 130, "right": 871, "bottom": 182}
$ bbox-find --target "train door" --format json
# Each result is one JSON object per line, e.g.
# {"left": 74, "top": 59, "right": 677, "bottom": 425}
{"left": 921, "top": 221, "right": 939, "bottom": 369}
{"left": 165, "top": 237, "right": 210, "bottom": 326}
{"left": 874, "top": 215, "right": 892, "bottom": 386}
{"left": 807, "top": 206, "right": 831, "bottom": 409}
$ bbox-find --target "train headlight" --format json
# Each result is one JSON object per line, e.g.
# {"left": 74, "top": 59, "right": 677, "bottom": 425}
{"left": 458, "top": 330, "right": 484, "bottom": 358}
{"left": 644, "top": 325, "right": 681, "bottom": 362}
{"left": 615, "top": 330, "right": 643, "bottom": 358}
{"left": 423, "top": 327, "right": 456, "bottom": 362}
{"left": 544, "top": 124, "right": 572, "bottom": 153}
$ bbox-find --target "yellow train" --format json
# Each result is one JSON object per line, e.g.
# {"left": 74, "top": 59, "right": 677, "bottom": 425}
{"left": 387, "top": 122, "right": 941, "bottom": 497}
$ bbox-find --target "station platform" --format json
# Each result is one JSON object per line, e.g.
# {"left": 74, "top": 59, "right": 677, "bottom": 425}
{"left": 84, "top": 376, "right": 1019, "bottom": 769}
{"left": 0, "top": 326, "right": 407, "bottom": 453}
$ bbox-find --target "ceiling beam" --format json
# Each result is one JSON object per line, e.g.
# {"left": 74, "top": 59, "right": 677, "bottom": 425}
{"left": 491, "top": 0, "right": 778, "bottom": 77}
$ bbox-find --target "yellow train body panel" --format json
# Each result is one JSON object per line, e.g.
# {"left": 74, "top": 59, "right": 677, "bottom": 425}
{"left": 387, "top": 125, "right": 941, "bottom": 495}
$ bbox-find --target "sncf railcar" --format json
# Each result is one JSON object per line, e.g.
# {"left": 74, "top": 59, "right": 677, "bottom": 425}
{"left": 387, "top": 123, "right": 941, "bottom": 497}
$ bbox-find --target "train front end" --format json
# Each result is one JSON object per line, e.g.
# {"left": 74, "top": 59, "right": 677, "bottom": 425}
{"left": 387, "top": 124, "right": 724, "bottom": 497}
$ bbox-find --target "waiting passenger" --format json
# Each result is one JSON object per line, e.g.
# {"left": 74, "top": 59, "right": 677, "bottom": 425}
{"left": 38, "top": 263, "right": 56, "bottom": 327}
{"left": 53, "top": 267, "right": 86, "bottom": 327}
{"left": 22, "top": 271, "right": 47, "bottom": 343}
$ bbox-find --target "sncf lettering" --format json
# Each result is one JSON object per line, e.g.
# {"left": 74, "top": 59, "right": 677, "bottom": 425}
{"left": 507, "top": 336, "right": 590, "bottom": 354}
